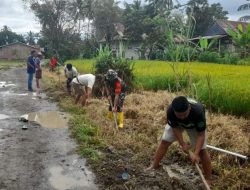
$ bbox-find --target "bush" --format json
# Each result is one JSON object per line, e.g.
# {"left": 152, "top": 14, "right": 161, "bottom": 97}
{"left": 81, "top": 39, "right": 98, "bottom": 59}
{"left": 198, "top": 51, "right": 220, "bottom": 63}
{"left": 94, "top": 46, "right": 134, "bottom": 92}
{"left": 238, "top": 56, "right": 250, "bottom": 65}
{"left": 219, "top": 53, "right": 240, "bottom": 64}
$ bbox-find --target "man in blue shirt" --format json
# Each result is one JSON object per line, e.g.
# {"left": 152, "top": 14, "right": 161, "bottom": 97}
{"left": 27, "top": 50, "right": 37, "bottom": 91}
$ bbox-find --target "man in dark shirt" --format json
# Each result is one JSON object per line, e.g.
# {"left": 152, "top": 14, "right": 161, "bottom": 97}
{"left": 147, "top": 96, "right": 212, "bottom": 186}
{"left": 27, "top": 50, "right": 37, "bottom": 91}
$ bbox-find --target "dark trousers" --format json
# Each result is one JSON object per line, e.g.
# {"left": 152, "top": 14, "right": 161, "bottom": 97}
{"left": 109, "top": 93, "right": 125, "bottom": 112}
{"left": 66, "top": 78, "right": 73, "bottom": 92}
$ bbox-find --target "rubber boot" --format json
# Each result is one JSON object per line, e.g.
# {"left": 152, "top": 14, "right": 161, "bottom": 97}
{"left": 117, "top": 112, "right": 124, "bottom": 128}
{"left": 107, "top": 111, "right": 113, "bottom": 120}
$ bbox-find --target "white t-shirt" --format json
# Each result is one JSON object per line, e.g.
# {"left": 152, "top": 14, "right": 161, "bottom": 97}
{"left": 72, "top": 74, "right": 96, "bottom": 89}
{"left": 64, "top": 66, "right": 78, "bottom": 79}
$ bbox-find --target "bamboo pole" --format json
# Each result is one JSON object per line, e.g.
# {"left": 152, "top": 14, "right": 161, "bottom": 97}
{"left": 189, "top": 151, "right": 211, "bottom": 190}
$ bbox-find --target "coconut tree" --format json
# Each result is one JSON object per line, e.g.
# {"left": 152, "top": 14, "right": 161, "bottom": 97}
{"left": 238, "top": 0, "right": 250, "bottom": 22}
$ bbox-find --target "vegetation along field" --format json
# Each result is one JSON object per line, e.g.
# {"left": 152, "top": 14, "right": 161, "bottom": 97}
{"left": 67, "top": 59, "right": 250, "bottom": 117}
{"left": 43, "top": 68, "right": 250, "bottom": 190}
{"left": 0, "top": 60, "right": 25, "bottom": 70}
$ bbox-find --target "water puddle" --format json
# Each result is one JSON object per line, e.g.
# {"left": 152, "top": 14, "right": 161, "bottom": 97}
{"left": 0, "top": 114, "right": 10, "bottom": 120}
{"left": 20, "top": 112, "right": 69, "bottom": 129}
{"left": 49, "top": 166, "right": 95, "bottom": 190}
{"left": 0, "top": 81, "right": 16, "bottom": 88}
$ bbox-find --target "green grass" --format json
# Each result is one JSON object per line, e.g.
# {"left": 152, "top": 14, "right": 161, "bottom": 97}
{"left": 57, "top": 97, "right": 105, "bottom": 160}
{"left": 67, "top": 59, "right": 250, "bottom": 117}
{"left": 0, "top": 60, "right": 25, "bottom": 70}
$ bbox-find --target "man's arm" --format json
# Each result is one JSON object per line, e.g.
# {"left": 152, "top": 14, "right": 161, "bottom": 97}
{"left": 172, "top": 127, "right": 189, "bottom": 153}
{"left": 113, "top": 93, "right": 119, "bottom": 111}
{"left": 27, "top": 58, "right": 34, "bottom": 69}
{"left": 194, "top": 131, "right": 205, "bottom": 155}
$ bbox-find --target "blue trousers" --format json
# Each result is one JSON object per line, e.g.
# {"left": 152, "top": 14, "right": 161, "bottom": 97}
{"left": 28, "top": 73, "right": 34, "bottom": 90}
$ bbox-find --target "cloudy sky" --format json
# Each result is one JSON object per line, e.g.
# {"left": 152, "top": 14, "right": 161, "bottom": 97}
{"left": 0, "top": 0, "right": 249, "bottom": 34}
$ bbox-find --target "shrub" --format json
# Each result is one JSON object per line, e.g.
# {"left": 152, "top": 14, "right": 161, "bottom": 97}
{"left": 94, "top": 46, "right": 134, "bottom": 92}
{"left": 198, "top": 51, "right": 220, "bottom": 63}
{"left": 219, "top": 53, "right": 240, "bottom": 64}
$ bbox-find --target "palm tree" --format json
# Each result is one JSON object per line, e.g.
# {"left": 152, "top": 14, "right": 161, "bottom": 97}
{"left": 238, "top": 0, "right": 250, "bottom": 22}
{"left": 145, "top": 0, "right": 174, "bottom": 13}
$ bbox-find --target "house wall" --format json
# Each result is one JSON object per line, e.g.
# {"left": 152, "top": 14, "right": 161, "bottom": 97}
{"left": 0, "top": 44, "right": 39, "bottom": 60}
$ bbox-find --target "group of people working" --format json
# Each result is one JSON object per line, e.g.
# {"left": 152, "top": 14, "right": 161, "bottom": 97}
{"left": 26, "top": 56, "right": 212, "bottom": 187}
{"left": 64, "top": 63, "right": 212, "bottom": 187}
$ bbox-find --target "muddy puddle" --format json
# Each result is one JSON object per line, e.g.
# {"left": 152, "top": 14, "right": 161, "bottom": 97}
{"left": 20, "top": 112, "right": 69, "bottom": 129}
{"left": 0, "top": 81, "right": 16, "bottom": 88}
{"left": 49, "top": 165, "right": 96, "bottom": 190}
{"left": 0, "top": 114, "right": 10, "bottom": 120}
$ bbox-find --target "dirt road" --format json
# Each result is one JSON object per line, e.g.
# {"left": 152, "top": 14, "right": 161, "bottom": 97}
{"left": 0, "top": 68, "right": 98, "bottom": 190}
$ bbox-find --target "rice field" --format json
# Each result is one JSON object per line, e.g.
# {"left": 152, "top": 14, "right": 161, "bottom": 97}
{"left": 66, "top": 59, "right": 250, "bottom": 117}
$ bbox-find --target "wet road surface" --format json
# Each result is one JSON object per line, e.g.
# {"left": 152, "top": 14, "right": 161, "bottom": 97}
{"left": 0, "top": 68, "right": 98, "bottom": 190}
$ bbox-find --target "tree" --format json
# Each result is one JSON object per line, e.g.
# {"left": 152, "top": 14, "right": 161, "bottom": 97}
{"left": 187, "top": 0, "right": 228, "bottom": 37}
{"left": 24, "top": 0, "right": 82, "bottom": 61}
{"left": 238, "top": 0, "right": 250, "bottom": 22}
{"left": 92, "top": 0, "right": 121, "bottom": 44}
{"left": 25, "top": 31, "right": 37, "bottom": 45}
{"left": 145, "top": 0, "right": 174, "bottom": 14}
{"left": 122, "top": 0, "right": 147, "bottom": 42}
{"left": 0, "top": 26, "right": 25, "bottom": 46}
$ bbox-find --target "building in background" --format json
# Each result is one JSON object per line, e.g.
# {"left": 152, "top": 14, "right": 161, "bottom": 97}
{"left": 0, "top": 42, "right": 41, "bottom": 60}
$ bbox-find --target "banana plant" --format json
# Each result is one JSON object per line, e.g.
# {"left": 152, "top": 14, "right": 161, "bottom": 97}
{"left": 198, "top": 37, "right": 217, "bottom": 52}
{"left": 227, "top": 23, "right": 250, "bottom": 57}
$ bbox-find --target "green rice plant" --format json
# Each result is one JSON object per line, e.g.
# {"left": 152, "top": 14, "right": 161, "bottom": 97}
{"left": 65, "top": 59, "right": 250, "bottom": 117}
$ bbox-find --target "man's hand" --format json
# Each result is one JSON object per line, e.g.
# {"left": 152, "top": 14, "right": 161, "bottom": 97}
{"left": 112, "top": 106, "right": 117, "bottom": 112}
{"left": 108, "top": 95, "right": 112, "bottom": 102}
{"left": 189, "top": 152, "right": 200, "bottom": 164}
{"left": 181, "top": 143, "right": 190, "bottom": 154}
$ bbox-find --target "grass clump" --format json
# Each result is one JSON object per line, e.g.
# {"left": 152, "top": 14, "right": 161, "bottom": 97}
{"left": 0, "top": 60, "right": 25, "bottom": 70}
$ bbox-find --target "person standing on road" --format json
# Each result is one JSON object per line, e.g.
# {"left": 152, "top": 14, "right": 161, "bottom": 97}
{"left": 64, "top": 63, "right": 78, "bottom": 95}
{"left": 27, "top": 50, "right": 37, "bottom": 91}
{"left": 105, "top": 69, "right": 127, "bottom": 129}
{"left": 146, "top": 96, "right": 212, "bottom": 186}
{"left": 35, "top": 52, "right": 43, "bottom": 93}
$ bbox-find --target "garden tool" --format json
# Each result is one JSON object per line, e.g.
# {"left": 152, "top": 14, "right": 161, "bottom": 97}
{"left": 189, "top": 151, "right": 211, "bottom": 190}
{"left": 207, "top": 145, "right": 248, "bottom": 160}
{"left": 108, "top": 99, "right": 118, "bottom": 130}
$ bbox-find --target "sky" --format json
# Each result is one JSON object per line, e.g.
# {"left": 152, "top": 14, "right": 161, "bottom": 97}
{"left": 0, "top": 0, "right": 249, "bottom": 34}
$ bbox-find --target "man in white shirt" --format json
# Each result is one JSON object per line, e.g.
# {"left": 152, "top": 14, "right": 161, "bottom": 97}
{"left": 64, "top": 63, "right": 78, "bottom": 95}
{"left": 72, "top": 74, "right": 103, "bottom": 106}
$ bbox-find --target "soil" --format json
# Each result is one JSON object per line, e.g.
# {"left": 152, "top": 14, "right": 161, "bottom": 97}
{"left": 0, "top": 68, "right": 98, "bottom": 190}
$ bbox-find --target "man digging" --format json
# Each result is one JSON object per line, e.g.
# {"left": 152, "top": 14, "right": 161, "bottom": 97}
{"left": 105, "top": 69, "right": 127, "bottom": 129}
{"left": 147, "top": 96, "right": 212, "bottom": 187}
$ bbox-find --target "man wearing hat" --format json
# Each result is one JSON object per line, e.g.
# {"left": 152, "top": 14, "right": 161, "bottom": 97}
{"left": 105, "top": 69, "right": 127, "bottom": 128}
{"left": 147, "top": 96, "right": 212, "bottom": 186}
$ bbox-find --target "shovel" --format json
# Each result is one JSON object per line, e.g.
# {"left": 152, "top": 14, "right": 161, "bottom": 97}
{"left": 189, "top": 151, "right": 211, "bottom": 190}
{"left": 108, "top": 98, "right": 118, "bottom": 130}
